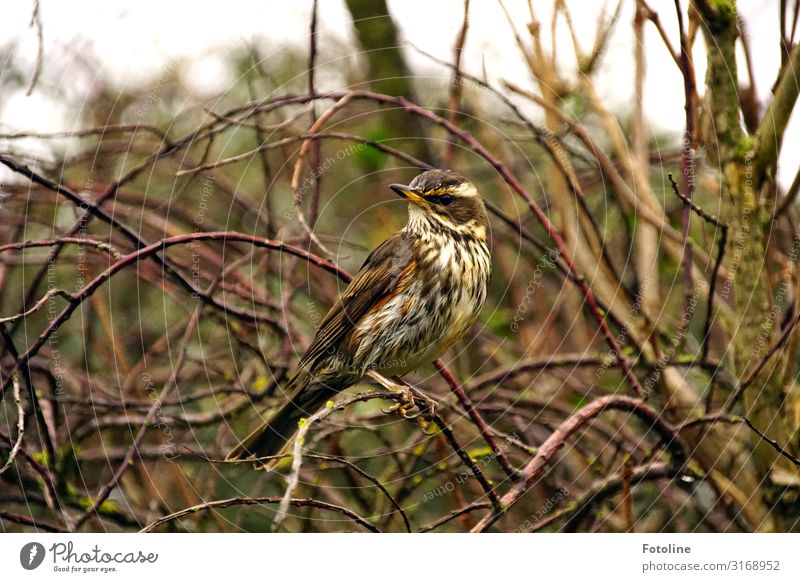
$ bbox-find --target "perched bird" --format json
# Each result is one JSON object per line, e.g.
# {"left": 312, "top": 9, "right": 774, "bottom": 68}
{"left": 227, "top": 169, "right": 491, "bottom": 464}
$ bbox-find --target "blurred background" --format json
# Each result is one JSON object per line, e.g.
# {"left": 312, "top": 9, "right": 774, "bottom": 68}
{"left": 1, "top": 0, "right": 799, "bottom": 533}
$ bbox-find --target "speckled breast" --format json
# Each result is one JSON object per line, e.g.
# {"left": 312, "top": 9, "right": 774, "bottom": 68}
{"left": 349, "top": 233, "right": 491, "bottom": 377}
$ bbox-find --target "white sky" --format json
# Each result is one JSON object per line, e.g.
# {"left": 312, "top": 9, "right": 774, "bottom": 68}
{"left": 0, "top": 0, "right": 796, "bottom": 187}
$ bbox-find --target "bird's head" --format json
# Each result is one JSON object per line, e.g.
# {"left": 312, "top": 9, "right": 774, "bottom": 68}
{"left": 389, "top": 169, "right": 489, "bottom": 239}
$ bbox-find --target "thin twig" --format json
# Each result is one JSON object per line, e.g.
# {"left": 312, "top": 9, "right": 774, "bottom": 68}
{"left": 434, "top": 359, "right": 518, "bottom": 480}
{"left": 140, "top": 496, "right": 379, "bottom": 533}
{"left": 742, "top": 417, "right": 800, "bottom": 467}
{"left": 443, "top": 0, "right": 470, "bottom": 168}
{"left": 0, "top": 374, "right": 25, "bottom": 476}
{"left": 725, "top": 308, "right": 800, "bottom": 411}
{"left": 417, "top": 501, "right": 491, "bottom": 532}
{"left": 0, "top": 511, "right": 64, "bottom": 532}
{"left": 25, "top": 0, "right": 43, "bottom": 96}
{"left": 75, "top": 266, "right": 219, "bottom": 529}
{"left": 274, "top": 399, "right": 332, "bottom": 530}
{"left": 529, "top": 462, "right": 683, "bottom": 532}
{"left": 289, "top": 95, "right": 353, "bottom": 257}
{"left": 0, "top": 231, "right": 347, "bottom": 396}
{"left": 471, "top": 395, "right": 686, "bottom": 532}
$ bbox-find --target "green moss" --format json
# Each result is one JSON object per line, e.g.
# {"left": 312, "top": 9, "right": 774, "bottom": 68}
{"left": 713, "top": 0, "right": 736, "bottom": 19}
{"left": 32, "top": 450, "right": 50, "bottom": 468}
{"left": 699, "top": 0, "right": 738, "bottom": 33}
{"left": 734, "top": 134, "right": 755, "bottom": 162}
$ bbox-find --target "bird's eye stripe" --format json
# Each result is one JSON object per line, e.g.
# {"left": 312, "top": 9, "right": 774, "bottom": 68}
{"left": 427, "top": 194, "right": 453, "bottom": 206}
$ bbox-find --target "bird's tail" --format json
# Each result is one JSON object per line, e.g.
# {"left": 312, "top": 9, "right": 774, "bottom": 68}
{"left": 226, "top": 373, "right": 338, "bottom": 467}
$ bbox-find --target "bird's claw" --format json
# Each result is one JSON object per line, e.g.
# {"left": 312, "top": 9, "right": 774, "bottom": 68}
{"left": 386, "top": 386, "right": 419, "bottom": 418}
{"left": 387, "top": 386, "right": 435, "bottom": 428}
{"left": 368, "top": 371, "right": 435, "bottom": 426}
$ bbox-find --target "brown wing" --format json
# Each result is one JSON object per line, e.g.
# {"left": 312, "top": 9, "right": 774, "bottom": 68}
{"left": 297, "top": 231, "right": 416, "bottom": 370}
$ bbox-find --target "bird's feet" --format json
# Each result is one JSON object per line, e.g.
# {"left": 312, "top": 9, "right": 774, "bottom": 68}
{"left": 367, "top": 371, "right": 436, "bottom": 428}
{"left": 389, "top": 386, "right": 437, "bottom": 432}
{"left": 390, "top": 384, "right": 423, "bottom": 419}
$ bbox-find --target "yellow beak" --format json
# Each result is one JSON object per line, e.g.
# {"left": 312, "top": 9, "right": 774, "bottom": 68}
{"left": 389, "top": 183, "right": 427, "bottom": 206}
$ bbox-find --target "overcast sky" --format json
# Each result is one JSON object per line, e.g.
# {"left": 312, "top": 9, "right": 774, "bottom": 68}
{"left": 0, "top": 0, "right": 796, "bottom": 188}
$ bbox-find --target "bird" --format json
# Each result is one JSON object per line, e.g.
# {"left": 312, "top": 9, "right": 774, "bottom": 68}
{"left": 227, "top": 169, "right": 491, "bottom": 465}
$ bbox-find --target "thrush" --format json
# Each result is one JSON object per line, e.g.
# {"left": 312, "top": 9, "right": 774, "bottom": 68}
{"left": 227, "top": 169, "right": 491, "bottom": 464}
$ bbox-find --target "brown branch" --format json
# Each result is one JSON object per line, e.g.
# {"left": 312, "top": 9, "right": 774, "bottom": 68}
{"left": 434, "top": 359, "right": 518, "bottom": 480}
{"left": 725, "top": 307, "right": 800, "bottom": 412}
{"left": 640, "top": 0, "right": 680, "bottom": 65}
{"left": 667, "top": 174, "right": 726, "bottom": 229}
{"left": 0, "top": 511, "right": 64, "bottom": 533}
{"left": 528, "top": 462, "right": 683, "bottom": 532}
{"left": 246, "top": 89, "right": 647, "bottom": 398}
{"left": 470, "top": 395, "right": 685, "bottom": 532}
{"left": 140, "top": 496, "right": 379, "bottom": 533}
{"left": 443, "top": 0, "right": 470, "bottom": 168}
{"left": 742, "top": 416, "right": 800, "bottom": 468}
{"left": 25, "top": 0, "right": 43, "bottom": 96}
{"left": 417, "top": 501, "right": 491, "bottom": 533}
{"left": 0, "top": 231, "right": 348, "bottom": 395}
{"left": 675, "top": 413, "right": 800, "bottom": 468}
{"left": 0, "top": 154, "right": 284, "bottom": 349}
{"left": 0, "top": 374, "right": 24, "bottom": 476}
{"left": 307, "top": 0, "right": 322, "bottom": 228}
{"left": 674, "top": 0, "right": 700, "bottom": 354}
{"left": 666, "top": 173, "right": 729, "bottom": 370}
{"left": 0, "top": 122, "right": 166, "bottom": 141}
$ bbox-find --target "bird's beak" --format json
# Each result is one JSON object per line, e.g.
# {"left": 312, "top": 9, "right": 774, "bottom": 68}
{"left": 389, "top": 183, "right": 426, "bottom": 206}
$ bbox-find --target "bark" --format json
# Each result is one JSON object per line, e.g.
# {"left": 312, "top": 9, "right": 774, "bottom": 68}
{"left": 344, "top": 0, "right": 435, "bottom": 164}
{"left": 694, "top": 0, "right": 800, "bottom": 531}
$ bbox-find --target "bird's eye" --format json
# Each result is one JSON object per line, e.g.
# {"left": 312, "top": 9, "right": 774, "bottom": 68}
{"left": 440, "top": 194, "right": 453, "bottom": 206}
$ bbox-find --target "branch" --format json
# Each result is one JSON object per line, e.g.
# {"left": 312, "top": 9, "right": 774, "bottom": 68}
{"left": 0, "top": 375, "right": 24, "bottom": 477}
{"left": 0, "top": 511, "right": 64, "bottom": 533}
{"left": 528, "top": 462, "right": 684, "bottom": 532}
{"left": 676, "top": 413, "right": 800, "bottom": 467}
{"left": 434, "top": 359, "right": 518, "bottom": 480}
{"left": 443, "top": 0, "right": 470, "bottom": 167}
{"left": 666, "top": 173, "right": 729, "bottom": 367}
{"left": 25, "top": 0, "right": 43, "bottom": 96}
{"left": 417, "top": 501, "right": 491, "bottom": 533}
{"left": 140, "top": 496, "right": 379, "bottom": 533}
{"left": 0, "top": 231, "right": 348, "bottom": 395}
{"left": 725, "top": 307, "right": 800, "bottom": 411}
{"left": 470, "top": 395, "right": 686, "bottom": 532}
{"left": 0, "top": 154, "right": 284, "bottom": 342}
{"left": 754, "top": 41, "right": 800, "bottom": 182}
